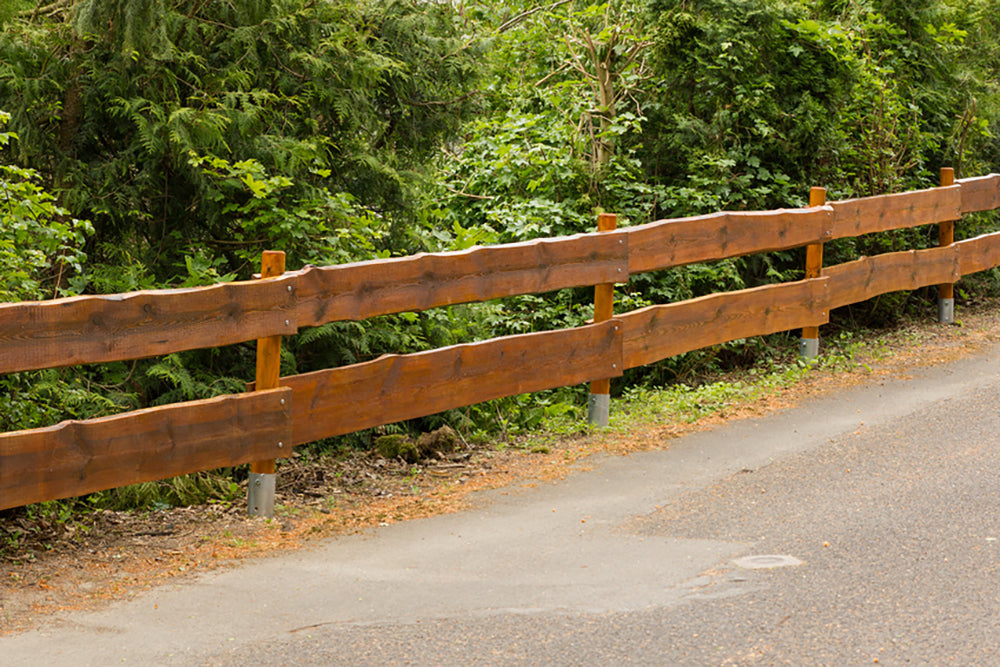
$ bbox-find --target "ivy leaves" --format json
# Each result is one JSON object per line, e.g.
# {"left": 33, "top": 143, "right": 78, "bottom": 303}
{"left": 0, "top": 112, "right": 92, "bottom": 301}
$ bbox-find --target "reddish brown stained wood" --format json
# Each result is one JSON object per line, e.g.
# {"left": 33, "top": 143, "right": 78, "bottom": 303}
{"left": 0, "top": 388, "right": 292, "bottom": 511}
{"left": 828, "top": 186, "right": 961, "bottom": 239}
{"left": 591, "top": 213, "right": 618, "bottom": 396}
{"left": 619, "top": 278, "right": 830, "bottom": 370}
{"left": 939, "top": 169, "right": 957, "bottom": 301}
{"left": 278, "top": 321, "right": 623, "bottom": 445}
{"left": 294, "top": 233, "right": 628, "bottom": 327}
{"left": 957, "top": 174, "right": 1000, "bottom": 213}
{"left": 627, "top": 207, "right": 833, "bottom": 275}
{"left": 955, "top": 232, "right": 1000, "bottom": 276}
{"left": 0, "top": 275, "right": 298, "bottom": 375}
{"left": 802, "top": 187, "right": 827, "bottom": 341}
{"left": 252, "top": 251, "right": 286, "bottom": 476}
{"left": 823, "top": 247, "right": 961, "bottom": 310}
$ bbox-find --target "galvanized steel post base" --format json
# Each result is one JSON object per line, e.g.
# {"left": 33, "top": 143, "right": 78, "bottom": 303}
{"left": 938, "top": 298, "right": 954, "bottom": 324}
{"left": 799, "top": 337, "right": 819, "bottom": 359}
{"left": 247, "top": 472, "right": 276, "bottom": 518}
{"left": 588, "top": 393, "right": 610, "bottom": 428}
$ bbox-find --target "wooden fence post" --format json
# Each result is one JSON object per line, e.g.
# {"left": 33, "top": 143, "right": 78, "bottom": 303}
{"left": 939, "top": 167, "right": 956, "bottom": 323}
{"left": 248, "top": 250, "right": 286, "bottom": 518}
{"left": 588, "top": 213, "right": 618, "bottom": 427}
{"left": 800, "top": 187, "right": 827, "bottom": 358}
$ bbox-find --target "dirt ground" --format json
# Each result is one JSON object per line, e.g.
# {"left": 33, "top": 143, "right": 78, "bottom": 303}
{"left": 4, "top": 299, "right": 1000, "bottom": 636}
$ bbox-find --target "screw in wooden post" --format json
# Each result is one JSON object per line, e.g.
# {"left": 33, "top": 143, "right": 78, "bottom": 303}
{"left": 800, "top": 187, "right": 826, "bottom": 359}
{"left": 248, "top": 250, "right": 286, "bottom": 518}
{"left": 588, "top": 213, "right": 617, "bottom": 427}
{"left": 939, "top": 167, "right": 956, "bottom": 324}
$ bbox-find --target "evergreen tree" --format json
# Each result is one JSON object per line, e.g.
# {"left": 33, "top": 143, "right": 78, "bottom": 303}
{"left": 0, "top": 0, "right": 480, "bottom": 278}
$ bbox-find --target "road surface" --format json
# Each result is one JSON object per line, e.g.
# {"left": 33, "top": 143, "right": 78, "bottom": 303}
{"left": 3, "top": 343, "right": 1000, "bottom": 665}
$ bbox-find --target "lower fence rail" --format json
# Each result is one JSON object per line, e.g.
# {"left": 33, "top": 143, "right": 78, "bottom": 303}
{"left": 0, "top": 388, "right": 292, "bottom": 512}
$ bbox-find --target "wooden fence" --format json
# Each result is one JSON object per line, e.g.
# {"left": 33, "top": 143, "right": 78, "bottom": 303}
{"left": 2, "top": 169, "right": 1000, "bottom": 512}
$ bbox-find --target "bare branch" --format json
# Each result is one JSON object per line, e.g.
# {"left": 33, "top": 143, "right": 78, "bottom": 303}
{"left": 409, "top": 90, "right": 480, "bottom": 108}
{"left": 534, "top": 63, "right": 570, "bottom": 88}
{"left": 563, "top": 33, "right": 596, "bottom": 82}
{"left": 496, "top": 0, "right": 573, "bottom": 34}
{"left": 443, "top": 184, "right": 495, "bottom": 201}
{"left": 21, "top": 0, "right": 74, "bottom": 21}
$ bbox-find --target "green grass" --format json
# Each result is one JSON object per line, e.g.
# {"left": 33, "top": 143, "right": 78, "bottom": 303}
{"left": 529, "top": 327, "right": 892, "bottom": 436}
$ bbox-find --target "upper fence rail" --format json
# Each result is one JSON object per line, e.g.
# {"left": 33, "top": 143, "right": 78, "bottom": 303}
{"left": 294, "top": 232, "right": 628, "bottom": 327}
{"left": 958, "top": 173, "right": 1000, "bottom": 212}
{"left": 0, "top": 276, "right": 298, "bottom": 375}
{"left": 3, "top": 175, "right": 997, "bottom": 377}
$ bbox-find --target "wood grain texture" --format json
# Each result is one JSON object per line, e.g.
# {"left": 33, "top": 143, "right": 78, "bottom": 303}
{"left": 939, "top": 170, "right": 957, "bottom": 301}
{"left": 802, "top": 188, "right": 828, "bottom": 341}
{"left": 956, "top": 232, "right": 1000, "bottom": 276}
{"left": 620, "top": 278, "right": 830, "bottom": 370}
{"left": 958, "top": 174, "right": 1000, "bottom": 213}
{"left": 278, "top": 321, "right": 623, "bottom": 445}
{"left": 823, "top": 246, "right": 961, "bottom": 310}
{"left": 294, "top": 233, "right": 628, "bottom": 327}
{"left": 626, "top": 207, "right": 833, "bottom": 274}
{"left": 591, "top": 214, "right": 618, "bottom": 395}
{"left": 251, "top": 251, "right": 286, "bottom": 476}
{"left": 0, "top": 275, "right": 298, "bottom": 375}
{"left": 828, "top": 186, "right": 961, "bottom": 239}
{"left": 0, "top": 387, "right": 292, "bottom": 511}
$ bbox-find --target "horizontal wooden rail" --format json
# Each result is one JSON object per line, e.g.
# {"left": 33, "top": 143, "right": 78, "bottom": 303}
{"left": 0, "top": 275, "right": 298, "bottom": 375}
{"left": 295, "top": 232, "right": 629, "bottom": 327}
{"left": 827, "top": 186, "right": 962, "bottom": 240}
{"left": 958, "top": 174, "right": 1000, "bottom": 213}
{"left": 956, "top": 231, "right": 1000, "bottom": 276}
{"left": 619, "top": 278, "right": 830, "bottom": 370}
{"left": 823, "top": 246, "right": 961, "bottom": 310}
{"left": 272, "top": 320, "right": 622, "bottom": 445}
{"left": 0, "top": 387, "right": 291, "bottom": 511}
{"left": 626, "top": 207, "right": 833, "bottom": 274}
{"left": 2, "top": 175, "right": 997, "bottom": 378}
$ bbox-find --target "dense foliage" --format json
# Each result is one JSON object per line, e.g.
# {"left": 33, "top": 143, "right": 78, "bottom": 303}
{"left": 1, "top": 0, "right": 479, "bottom": 278}
{"left": 0, "top": 0, "right": 487, "bottom": 444}
{"left": 2, "top": 0, "right": 1000, "bottom": 475}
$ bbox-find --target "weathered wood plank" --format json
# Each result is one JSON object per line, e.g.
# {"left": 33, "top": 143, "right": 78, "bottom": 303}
{"left": 0, "top": 275, "right": 298, "bottom": 375}
{"left": 278, "top": 321, "right": 623, "bottom": 445}
{"left": 955, "top": 232, "right": 1000, "bottom": 276}
{"left": 295, "top": 232, "right": 628, "bottom": 327}
{"left": 619, "top": 278, "right": 830, "bottom": 370}
{"left": 828, "top": 186, "right": 961, "bottom": 239}
{"left": 823, "top": 246, "right": 961, "bottom": 310}
{"left": 958, "top": 174, "right": 1000, "bottom": 213}
{"left": 0, "top": 387, "right": 292, "bottom": 511}
{"left": 627, "top": 207, "right": 833, "bottom": 274}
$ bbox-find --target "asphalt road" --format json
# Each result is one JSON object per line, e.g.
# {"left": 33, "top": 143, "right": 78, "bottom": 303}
{"left": 4, "top": 343, "right": 1000, "bottom": 665}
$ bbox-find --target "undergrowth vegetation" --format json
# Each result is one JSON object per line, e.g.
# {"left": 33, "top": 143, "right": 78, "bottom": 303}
{"left": 2, "top": 0, "right": 1000, "bottom": 516}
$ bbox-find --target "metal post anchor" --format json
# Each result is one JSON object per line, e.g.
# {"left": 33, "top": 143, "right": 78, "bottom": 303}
{"left": 938, "top": 298, "right": 954, "bottom": 324}
{"left": 247, "top": 472, "right": 276, "bottom": 518}
{"left": 799, "top": 337, "right": 819, "bottom": 359}
{"left": 587, "top": 393, "right": 610, "bottom": 428}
